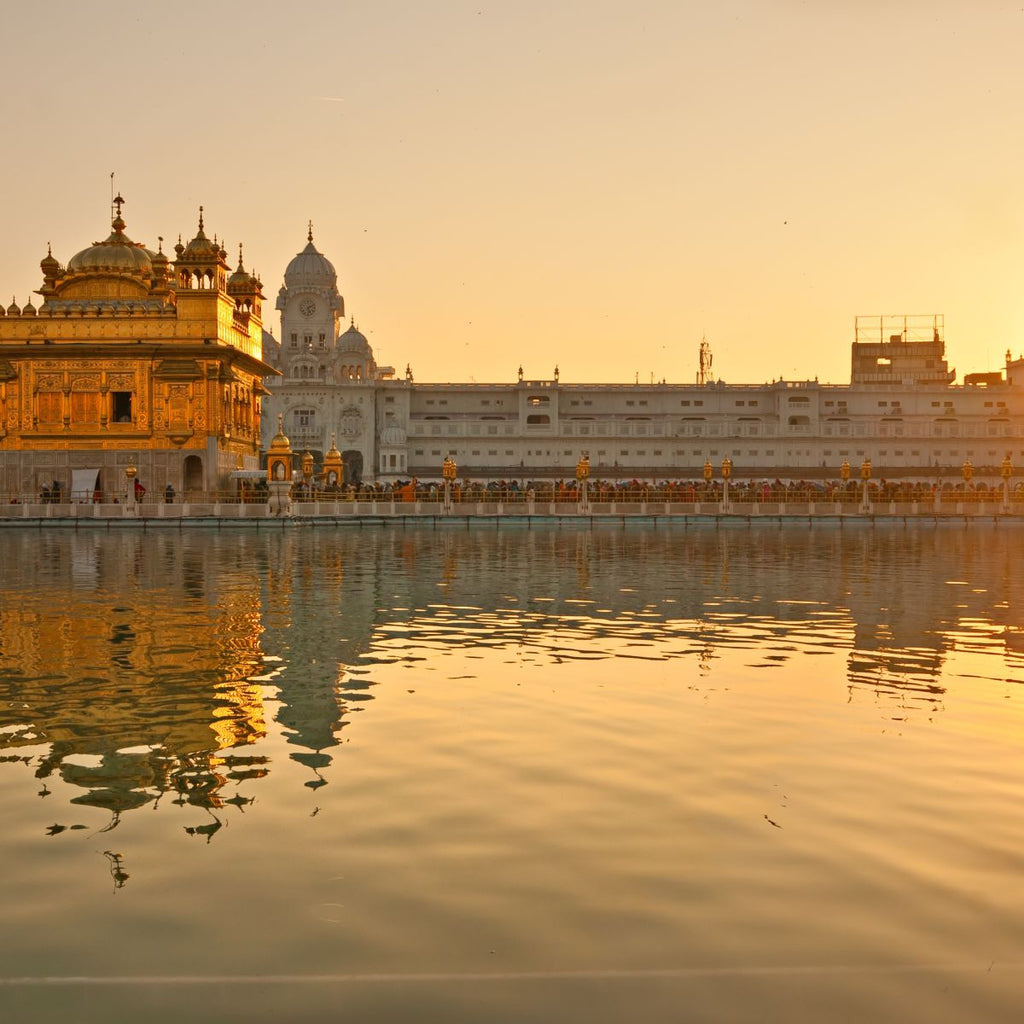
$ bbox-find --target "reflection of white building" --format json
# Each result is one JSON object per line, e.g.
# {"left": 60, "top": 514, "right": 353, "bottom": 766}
{"left": 262, "top": 233, "right": 1024, "bottom": 484}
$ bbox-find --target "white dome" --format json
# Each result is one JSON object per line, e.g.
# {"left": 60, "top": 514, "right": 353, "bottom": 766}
{"left": 337, "top": 322, "right": 370, "bottom": 353}
{"left": 380, "top": 422, "right": 407, "bottom": 446}
{"left": 284, "top": 237, "right": 337, "bottom": 289}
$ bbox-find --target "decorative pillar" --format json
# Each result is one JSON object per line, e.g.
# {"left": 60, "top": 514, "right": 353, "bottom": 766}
{"left": 323, "top": 434, "right": 344, "bottom": 496}
{"left": 266, "top": 414, "right": 294, "bottom": 516}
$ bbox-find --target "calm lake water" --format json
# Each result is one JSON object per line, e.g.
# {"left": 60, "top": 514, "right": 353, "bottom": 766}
{"left": 1, "top": 522, "right": 1023, "bottom": 1023}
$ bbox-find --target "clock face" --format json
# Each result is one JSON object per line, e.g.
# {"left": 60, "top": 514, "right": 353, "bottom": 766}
{"left": 298, "top": 298, "right": 317, "bottom": 318}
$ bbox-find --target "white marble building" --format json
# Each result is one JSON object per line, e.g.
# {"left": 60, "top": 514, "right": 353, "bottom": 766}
{"left": 261, "top": 234, "right": 1024, "bottom": 485}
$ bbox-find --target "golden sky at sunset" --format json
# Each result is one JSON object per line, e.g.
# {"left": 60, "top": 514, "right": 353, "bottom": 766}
{"left": 1, "top": 1, "right": 1021, "bottom": 384}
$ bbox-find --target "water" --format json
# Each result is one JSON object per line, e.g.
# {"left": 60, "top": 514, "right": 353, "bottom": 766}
{"left": 1, "top": 522, "right": 1023, "bottom": 1023}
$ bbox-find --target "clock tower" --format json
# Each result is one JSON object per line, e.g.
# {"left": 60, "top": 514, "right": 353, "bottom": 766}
{"left": 274, "top": 223, "right": 345, "bottom": 380}
{"left": 262, "top": 224, "right": 396, "bottom": 487}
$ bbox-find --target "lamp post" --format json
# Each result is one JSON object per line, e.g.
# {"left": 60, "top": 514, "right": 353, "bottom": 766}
{"left": 962, "top": 458, "right": 974, "bottom": 493}
{"left": 125, "top": 457, "right": 137, "bottom": 512}
{"left": 721, "top": 456, "right": 732, "bottom": 510}
{"left": 442, "top": 453, "right": 457, "bottom": 514}
{"left": 1001, "top": 454, "right": 1013, "bottom": 513}
{"left": 840, "top": 458, "right": 850, "bottom": 508}
{"left": 576, "top": 451, "right": 591, "bottom": 513}
{"left": 301, "top": 450, "right": 314, "bottom": 502}
{"left": 860, "top": 457, "right": 872, "bottom": 513}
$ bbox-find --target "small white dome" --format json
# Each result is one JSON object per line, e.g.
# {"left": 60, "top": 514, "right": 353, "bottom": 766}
{"left": 380, "top": 422, "right": 407, "bottom": 446}
{"left": 337, "top": 322, "right": 370, "bottom": 353}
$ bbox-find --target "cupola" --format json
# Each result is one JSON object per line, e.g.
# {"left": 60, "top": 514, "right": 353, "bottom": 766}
{"left": 174, "top": 207, "right": 230, "bottom": 292}
{"left": 66, "top": 196, "right": 153, "bottom": 279}
{"left": 266, "top": 414, "right": 293, "bottom": 483}
{"left": 227, "top": 244, "right": 255, "bottom": 296}
{"left": 283, "top": 222, "right": 338, "bottom": 289}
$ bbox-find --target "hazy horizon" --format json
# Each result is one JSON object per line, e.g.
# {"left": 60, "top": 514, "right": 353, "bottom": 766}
{"left": 1, "top": 0, "right": 1021, "bottom": 386}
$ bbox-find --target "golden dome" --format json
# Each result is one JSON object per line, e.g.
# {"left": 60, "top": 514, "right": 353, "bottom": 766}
{"left": 176, "top": 207, "right": 226, "bottom": 263}
{"left": 267, "top": 414, "right": 292, "bottom": 453}
{"left": 40, "top": 243, "right": 60, "bottom": 278}
{"left": 227, "top": 245, "right": 255, "bottom": 294}
{"left": 66, "top": 207, "right": 153, "bottom": 278}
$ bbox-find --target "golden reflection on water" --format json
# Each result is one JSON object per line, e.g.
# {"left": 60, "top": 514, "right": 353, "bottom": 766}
{"left": 1, "top": 524, "right": 1024, "bottom": 1022}
{"left": 0, "top": 523, "right": 1021, "bottom": 829}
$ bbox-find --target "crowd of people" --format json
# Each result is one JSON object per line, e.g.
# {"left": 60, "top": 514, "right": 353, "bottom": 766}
{"left": 23, "top": 475, "right": 1015, "bottom": 506}
{"left": 285, "top": 476, "right": 1016, "bottom": 505}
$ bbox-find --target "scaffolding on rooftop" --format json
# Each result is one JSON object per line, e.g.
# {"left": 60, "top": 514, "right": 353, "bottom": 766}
{"left": 854, "top": 314, "right": 944, "bottom": 346}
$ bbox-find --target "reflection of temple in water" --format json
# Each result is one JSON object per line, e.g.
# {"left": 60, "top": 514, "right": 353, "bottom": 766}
{"left": 0, "top": 531, "right": 269, "bottom": 822}
{"left": 1, "top": 523, "right": 1022, "bottom": 825}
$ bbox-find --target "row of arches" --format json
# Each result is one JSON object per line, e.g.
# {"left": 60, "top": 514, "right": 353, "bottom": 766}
{"left": 285, "top": 361, "right": 371, "bottom": 382}
{"left": 177, "top": 269, "right": 226, "bottom": 290}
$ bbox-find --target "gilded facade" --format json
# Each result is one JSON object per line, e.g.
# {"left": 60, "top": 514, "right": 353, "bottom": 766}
{"left": 0, "top": 197, "right": 278, "bottom": 499}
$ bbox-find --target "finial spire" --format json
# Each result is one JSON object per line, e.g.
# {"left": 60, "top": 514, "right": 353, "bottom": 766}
{"left": 198, "top": 205, "right": 204, "bottom": 232}
{"left": 110, "top": 192, "right": 126, "bottom": 234}
{"left": 308, "top": 220, "right": 313, "bottom": 243}
{"left": 237, "top": 242, "right": 244, "bottom": 268}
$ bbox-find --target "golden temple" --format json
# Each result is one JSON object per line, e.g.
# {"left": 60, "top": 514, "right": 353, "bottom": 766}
{"left": 0, "top": 196, "right": 278, "bottom": 500}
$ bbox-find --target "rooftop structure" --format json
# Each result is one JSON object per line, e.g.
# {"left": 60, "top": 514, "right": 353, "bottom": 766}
{"left": 851, "top": 315, "right": 955, "bottom": 386}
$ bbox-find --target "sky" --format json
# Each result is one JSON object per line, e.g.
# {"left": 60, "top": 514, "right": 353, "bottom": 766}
{"left": 1, "top": 0, "right": 1022, "bottom": 385}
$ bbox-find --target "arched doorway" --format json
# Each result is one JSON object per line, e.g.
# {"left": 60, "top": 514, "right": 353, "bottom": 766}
{"left": 184, "top": 455, "right": 204, "bottom": 496}
{"left": 342, "top": 450, "right": 362, "bottom": 486}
